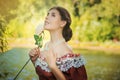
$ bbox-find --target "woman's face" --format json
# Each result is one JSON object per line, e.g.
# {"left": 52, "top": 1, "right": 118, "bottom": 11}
{"left": 44, "top": 9, "right": 63, "bottom": 31}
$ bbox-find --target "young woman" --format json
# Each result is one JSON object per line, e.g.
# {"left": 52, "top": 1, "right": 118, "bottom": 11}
{"left": 29, "top": 6, "right": 87, "bottom": 80}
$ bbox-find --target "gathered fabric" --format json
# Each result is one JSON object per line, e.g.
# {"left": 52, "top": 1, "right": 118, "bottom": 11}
{"left": 35, "top": 53, "right": 87, "bottom": 80}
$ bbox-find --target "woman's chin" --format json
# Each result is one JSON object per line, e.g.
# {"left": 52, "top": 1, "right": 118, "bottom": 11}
{"left": 44, "top": 27, "right": 50, "bottom": 31}
{"left": 44, "top": 25, "right": 51, "bottom": 30}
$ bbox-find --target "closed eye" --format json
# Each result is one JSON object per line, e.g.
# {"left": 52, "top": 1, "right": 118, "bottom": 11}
{"left": 51, "top": 12, "right": 56, "bottom": 17}
{"left": 47, "top": 11, "right": 56, "bottom": 17}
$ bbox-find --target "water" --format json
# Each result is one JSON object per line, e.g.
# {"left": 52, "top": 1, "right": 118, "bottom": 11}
{"left": 0, "top": 48, "right": 120, "bottom": 80}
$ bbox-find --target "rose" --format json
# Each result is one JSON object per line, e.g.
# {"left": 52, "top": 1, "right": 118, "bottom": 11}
{"left": 34, "top": 23, "right": 44, "bottom": 48}
{"left": 35, "top": 23, "right": 44, "bottom": 35}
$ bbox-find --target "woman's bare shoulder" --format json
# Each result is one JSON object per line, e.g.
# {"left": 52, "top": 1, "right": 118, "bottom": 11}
{"left": 55, "top": 43, "right": 73, "bottom": 58}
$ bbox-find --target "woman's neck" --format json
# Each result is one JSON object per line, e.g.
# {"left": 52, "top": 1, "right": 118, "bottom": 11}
{"left": 49, "top": 29, "right": 65, "bottom": 44}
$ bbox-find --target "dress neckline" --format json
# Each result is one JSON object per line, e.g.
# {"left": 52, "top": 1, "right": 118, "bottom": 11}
{"left": 38, "top": 53, "right": 80, "bottom": 61}
{"left": 56, "top": 53, "right": 80, "bottom": 61}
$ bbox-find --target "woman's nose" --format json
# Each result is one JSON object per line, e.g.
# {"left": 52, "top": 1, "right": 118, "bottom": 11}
{"left": 46, "top": 13, "right": 51, "bottom": 20}
{"left": 45, "top": 16, "right": 48, "bottom": 20}
{"left": 45, "top": 16, "right": 49, "bottom": 21}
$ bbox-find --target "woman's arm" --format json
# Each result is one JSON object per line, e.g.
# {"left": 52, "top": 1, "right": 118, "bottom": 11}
{"left": 50, "top": 65, "right": 66, "bottom": 80}
{"left": 44, "top": 49, "right": 66, "bottom": 80}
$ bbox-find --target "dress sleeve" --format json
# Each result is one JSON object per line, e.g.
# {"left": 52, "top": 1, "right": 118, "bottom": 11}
{"left": 65, "top": 65, "right": 87, "bottom": 80}
{"left": 57, "top": 54, "right": 87, "bottom": 80}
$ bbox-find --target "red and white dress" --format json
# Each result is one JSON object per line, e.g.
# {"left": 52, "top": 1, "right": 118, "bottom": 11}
{"left": 35, "top": 53, "right": 87, "bottom": 80}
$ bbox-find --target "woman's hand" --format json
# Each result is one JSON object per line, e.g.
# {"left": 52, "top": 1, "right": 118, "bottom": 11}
{"left": 44, "top": 49, "right": 66, "bottom": 80}
{"left": 29, "top": 47, "right": 40, "bottom": 64}
{"left": 44, "top": 49, "right": 57, "bottom": 69}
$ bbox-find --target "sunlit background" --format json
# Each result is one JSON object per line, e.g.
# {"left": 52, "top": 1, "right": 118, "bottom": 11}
{"left": 0, "top": 0, "right": 120, "bottom": 80}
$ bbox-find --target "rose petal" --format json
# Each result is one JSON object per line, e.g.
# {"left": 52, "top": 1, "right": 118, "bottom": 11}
{"left": 35, "top": 23, "right": 44, "bottom": 35}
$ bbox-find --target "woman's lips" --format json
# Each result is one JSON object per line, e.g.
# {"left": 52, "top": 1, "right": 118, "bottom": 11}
{"left": 45, "top": 20, "right": 49, "bottom": 25}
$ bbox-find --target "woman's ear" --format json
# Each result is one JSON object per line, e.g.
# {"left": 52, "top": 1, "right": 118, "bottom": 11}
{"left": 60, "top": 21, "right": 66, "bottom": 28}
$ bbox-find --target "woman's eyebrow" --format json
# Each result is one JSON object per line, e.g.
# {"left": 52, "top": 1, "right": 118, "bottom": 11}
{"left": 51, "top": 12, "right": 55, "bottom": 15}
{"left": 47, "top": 11, "right": 56, "bottom": 16}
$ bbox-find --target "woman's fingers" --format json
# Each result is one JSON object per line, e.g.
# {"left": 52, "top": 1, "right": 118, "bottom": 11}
{"left": 31, "top": 55, "right": 38, "bottom": 61}
{"left": 29, "top": 49, "right": 34, "bottom": 57}
{"left": 36, "top": 47, "right": 40, "bottom": 54}
{"left": 37, "top": 47, "right": 40, "bottom": 54}
{"left": 29, "top": 47, "right": 40, "bottom": 59}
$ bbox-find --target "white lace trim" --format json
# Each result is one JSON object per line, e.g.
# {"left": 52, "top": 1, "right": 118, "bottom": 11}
{"left": 35, "top": 55, "right": 86, "bottom": 72}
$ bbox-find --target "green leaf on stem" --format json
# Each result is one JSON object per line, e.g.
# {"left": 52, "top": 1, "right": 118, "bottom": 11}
{"left": 34, "top": 34, "right": 43, "bottom": 48}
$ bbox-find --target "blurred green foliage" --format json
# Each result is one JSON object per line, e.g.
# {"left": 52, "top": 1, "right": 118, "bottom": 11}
{"left": 0, "top": 0, "right": 120, "bottom": 52}
{"left": 0, "top": 17, "right": 8, "bottom": 52}
{"left": 71, "top": 0, "right": 120, "bottom": 42}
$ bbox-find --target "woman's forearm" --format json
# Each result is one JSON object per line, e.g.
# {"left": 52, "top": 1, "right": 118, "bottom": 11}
{"left": 50, "top": 65, "right": 66, "bottom": 80}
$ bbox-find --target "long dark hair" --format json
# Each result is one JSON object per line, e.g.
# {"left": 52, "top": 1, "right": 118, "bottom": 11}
{"left": 50, "top": 6, "right": 72, "bottom": 42}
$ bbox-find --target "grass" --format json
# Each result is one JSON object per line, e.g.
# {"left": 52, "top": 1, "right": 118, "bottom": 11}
{"left": 0, "top": 48, "right": 120, "bottom": 80}
{"left": 0, "top": 48, "right": 38, "bottom": 80}
{"left": 76, "top": 49, "right": 120, "bottom": 80}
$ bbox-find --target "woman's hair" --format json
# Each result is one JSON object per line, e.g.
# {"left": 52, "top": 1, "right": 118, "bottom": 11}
{"left": 50, "top": 6, "right": 72, "bottom": 42}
